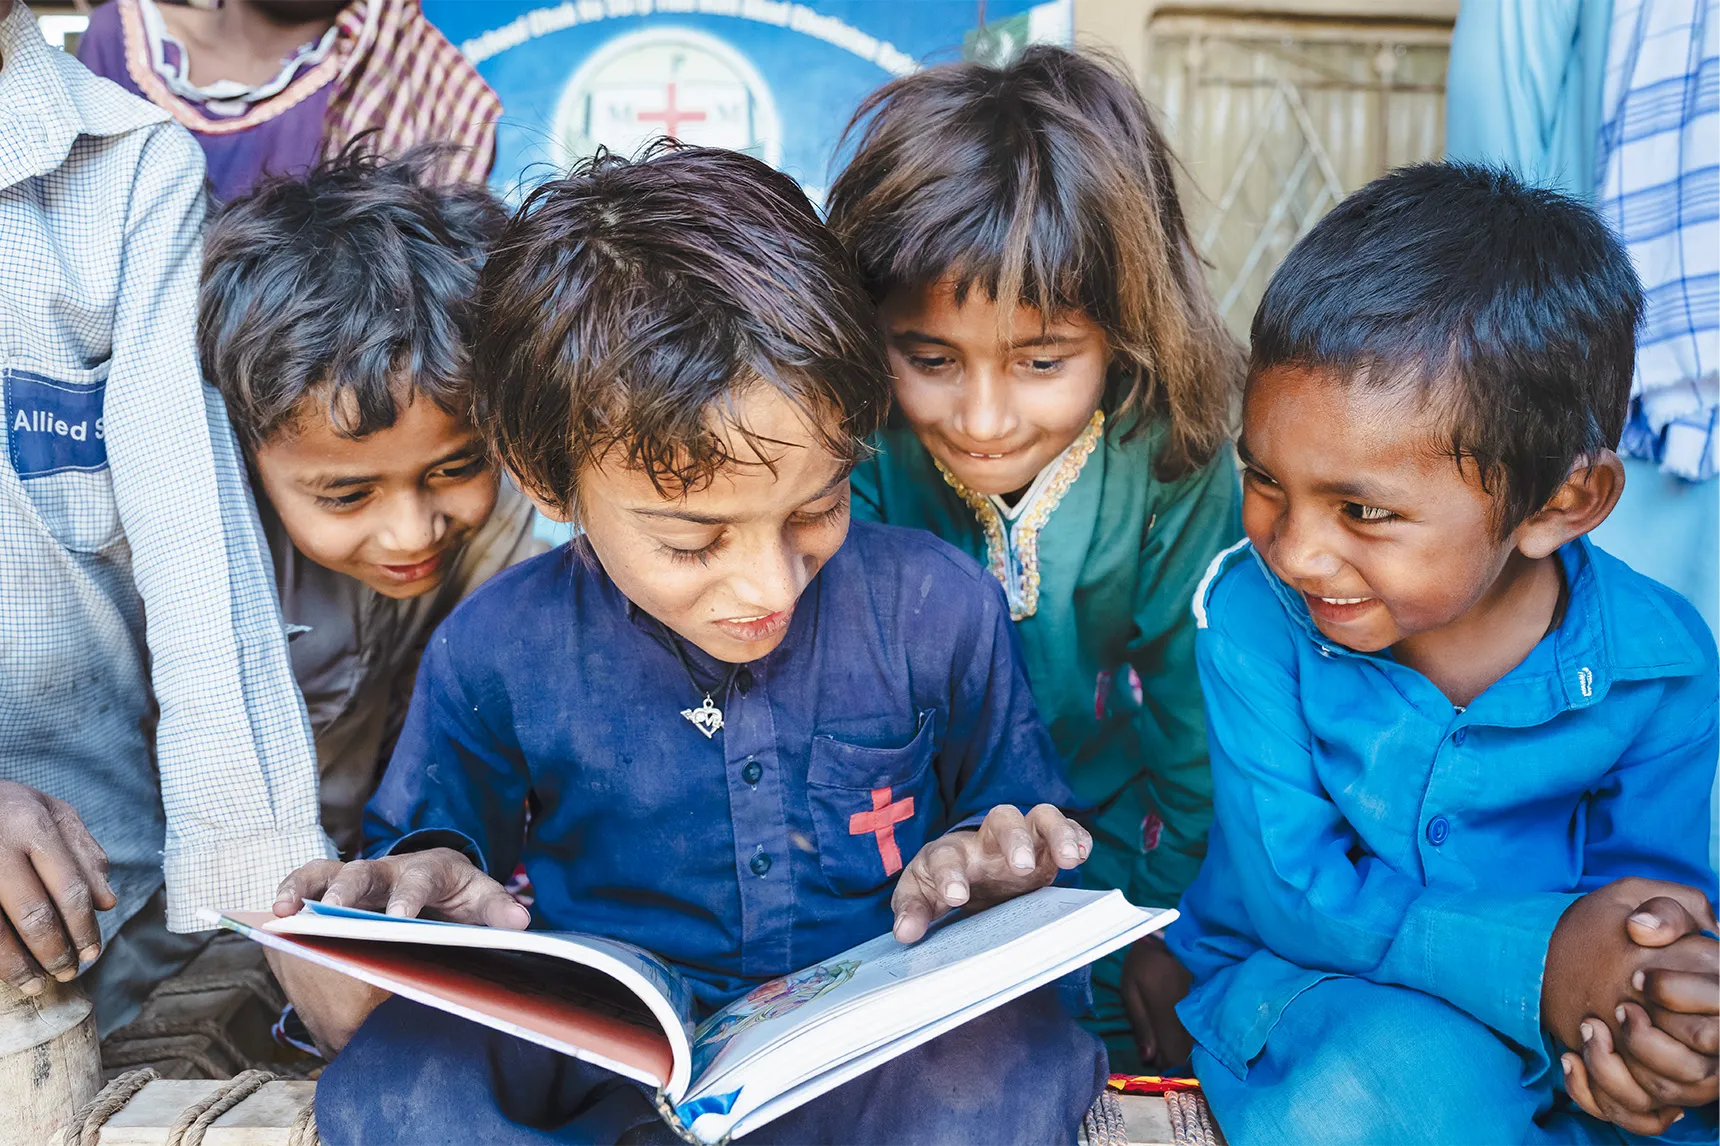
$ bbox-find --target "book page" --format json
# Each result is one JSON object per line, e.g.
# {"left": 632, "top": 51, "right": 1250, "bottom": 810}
{"left": 686, "top": 887, "right": 1137, "bottom": 1093}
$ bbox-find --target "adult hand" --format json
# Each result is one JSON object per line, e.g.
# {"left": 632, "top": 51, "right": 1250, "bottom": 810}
{"left": 1121, "top": 933, "right": 1194, "bottom": 1069}
{"left": 272, "top": 847, "right": 529, "bottom": 930}
{"left": 890, "top": 804, "right": 1090, "bottom": 943}
{"left": 0, "top": 781, "right": 115, "bottom": 996}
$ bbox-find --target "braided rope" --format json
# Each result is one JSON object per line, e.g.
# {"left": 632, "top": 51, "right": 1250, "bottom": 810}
{"left": 287, "top": 1097, "right": 320, "bottom": 1146}
{"left": 164, "top": 1069, "right": 277, "bottom": 1146}
{"left": 61, "top": 1067, "right": 159, "bottom": 1146}
{"left": 1166, "top": 1089, "right": 1223, "bottom": 1146}
{"left": 1081, "top": 1088, "right": 1129, "bottom": 1146}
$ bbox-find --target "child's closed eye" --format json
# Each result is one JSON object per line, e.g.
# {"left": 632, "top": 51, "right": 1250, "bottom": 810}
{"left": 435, "top": 455, "right": 490, "bottom": 482}
{"left": 315, "top": 489, "right": 372, "bottom": 511}
{"left": 904, "top": 353, "right": 954, "bottom": 373}
{"left": 659, "top": 534, "right": 727, "bottom": 566}
{"left": 1341, "top": 502, "right": 1397, "bottom": 523}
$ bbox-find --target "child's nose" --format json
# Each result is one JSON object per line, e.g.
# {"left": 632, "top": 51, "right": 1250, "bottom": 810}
{"left": 1272, "top": 512, "right": 1343, "bottom": 581}
{"left": 952, "top": 371, "right": 1016, "bottom": 443}
{"left": 730, "top": 540, "right": 810, "bottom": 616}
{"left": 379, "top": 494, "right": 447, "bottom": 555}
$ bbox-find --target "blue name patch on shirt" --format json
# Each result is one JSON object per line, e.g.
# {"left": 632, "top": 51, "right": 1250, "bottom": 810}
{"left": 5, "top": 369, "right": 107, "bottom": 478}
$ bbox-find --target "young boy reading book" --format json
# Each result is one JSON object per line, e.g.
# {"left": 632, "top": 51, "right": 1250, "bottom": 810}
{"left": 199, "top": 147, "right": 542, "bottom": 856}
{"left": 1134, "top": 164, "right": 1719, "bottom": 1143}
{"left": 266, "top": 144, "right": 1111, "bottom": 1143}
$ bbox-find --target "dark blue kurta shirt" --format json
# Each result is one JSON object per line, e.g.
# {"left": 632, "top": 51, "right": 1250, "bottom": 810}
{"left": 363, "top": 521, "right": 1075, "bottom": 1011}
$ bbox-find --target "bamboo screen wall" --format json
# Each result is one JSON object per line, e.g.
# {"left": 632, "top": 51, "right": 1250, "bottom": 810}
{"left": 1139, "top": 12, "right": 1454, "bottom": 336}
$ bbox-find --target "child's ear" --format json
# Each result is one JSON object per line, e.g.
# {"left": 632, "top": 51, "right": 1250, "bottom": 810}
{"left": 518, "top": 481, "right": 575, "bottom": 524}
{"left": 1513, "top": 450, "right": 1625, "bottom": 560}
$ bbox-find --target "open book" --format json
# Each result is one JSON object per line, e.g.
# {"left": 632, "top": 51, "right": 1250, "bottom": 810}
{"left": 206, "top": 887, "right": 1173, "bottom": 1143}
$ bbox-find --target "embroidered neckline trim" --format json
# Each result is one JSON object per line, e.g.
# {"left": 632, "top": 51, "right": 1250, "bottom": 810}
{"left": 934, "top": 409, "right": 1104, "bottom": 621}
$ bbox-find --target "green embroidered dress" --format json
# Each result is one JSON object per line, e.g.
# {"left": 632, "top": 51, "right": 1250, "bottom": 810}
{"left": 850, "top": 413, "right": 1241, "bottom": 1067}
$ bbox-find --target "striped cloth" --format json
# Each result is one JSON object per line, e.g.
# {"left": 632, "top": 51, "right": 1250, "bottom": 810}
{"left": 1595, "top": 0, "right": 1719, "bottom": 482}
{"left": 111, "top": 0, "right": 499, "bottom": 183}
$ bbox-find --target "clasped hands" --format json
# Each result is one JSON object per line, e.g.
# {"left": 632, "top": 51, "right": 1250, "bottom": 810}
{"left": 1544, "top": 877, "right": 1718, "bottom": 1135}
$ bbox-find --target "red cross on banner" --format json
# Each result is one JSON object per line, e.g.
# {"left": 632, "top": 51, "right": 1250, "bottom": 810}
{"left": 848, "top": 786, "right": 915, "bottom": 876}
{"left": 637, "top": 82, "right": 708, "bottom": 138}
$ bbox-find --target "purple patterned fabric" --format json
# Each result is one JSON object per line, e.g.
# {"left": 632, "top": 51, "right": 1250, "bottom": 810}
{"left": 77, "top": 1, "right": 331, "bottom": 203}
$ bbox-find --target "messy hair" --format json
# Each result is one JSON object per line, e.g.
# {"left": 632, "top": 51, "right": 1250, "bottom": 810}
{"left": 824, "top": 44, "right": 1243, "bottom": 480}
{"left": 1250, "top": 162, "right": 1644, "bottom": 531}
{"left": 199, "top": 140, "right": 505, "bottom": 451}
{"left": 474, "top": 142, "right": 890, "bottom": 514}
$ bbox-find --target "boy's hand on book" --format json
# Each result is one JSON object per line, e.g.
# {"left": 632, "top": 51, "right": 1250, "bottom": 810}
{"left": 890, "top": 804, "right": 1090, "bottom": 943}
{"left": 0, "top": 780, "right": 116, "bottom": 996}
{"left": 272, "top": 848, "right": 531, "bottom": 930}
{"left": 1121, "top": 933, "right": 1194, "bottom": 1069}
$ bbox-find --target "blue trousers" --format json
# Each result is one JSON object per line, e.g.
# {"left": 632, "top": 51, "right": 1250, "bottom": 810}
{"left": 316, "top": 984, "right": 1108, "bottom": 1144}
{"left": 1195, "top": 977, "right": 1719, "bottom": 1146}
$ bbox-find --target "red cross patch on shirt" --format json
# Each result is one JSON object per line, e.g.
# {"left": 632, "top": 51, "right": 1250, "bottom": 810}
{"left": 848, "top": 786, "right": 916, "bottom": 876}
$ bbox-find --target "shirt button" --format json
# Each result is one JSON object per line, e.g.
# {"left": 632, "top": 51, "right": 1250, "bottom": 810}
{"left": 1451, "top": 727, "right": 1468, "bottom": 746}
{"left": 736, "top": 668, "right": 754, "bottom": 695}
{"left": 749, "top": 851, "right": 773, "bottom": 876}
{"left": 741, "top": 758, "right": 763, "bottom": 785}
{"left": 1426, "top": 816, "right": 1450, "bottom": 846}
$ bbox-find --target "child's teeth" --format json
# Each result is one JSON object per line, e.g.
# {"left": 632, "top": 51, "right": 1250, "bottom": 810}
{"left": 1321, "top": 596, "right": 1366, "bottom": 605}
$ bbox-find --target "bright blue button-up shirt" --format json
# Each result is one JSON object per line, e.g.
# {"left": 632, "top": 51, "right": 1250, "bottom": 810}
{"left": 1170, "top": 537, "right": 1717, "bottom": 1081}
{"left": 363, "top": 521, "right": 1075, "bottom": 1012}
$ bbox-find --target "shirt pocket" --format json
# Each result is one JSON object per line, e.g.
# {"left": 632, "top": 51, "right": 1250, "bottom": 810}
{"left": 3, "top": 362, "right": 119, "bottom": 554}
{"left": 806, "top": 710, "right": 941, "bottom": 896}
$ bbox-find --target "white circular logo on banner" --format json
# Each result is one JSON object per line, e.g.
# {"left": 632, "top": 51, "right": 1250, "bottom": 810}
{"left": 552, "top": 28, "right": 783, "bottom": 168}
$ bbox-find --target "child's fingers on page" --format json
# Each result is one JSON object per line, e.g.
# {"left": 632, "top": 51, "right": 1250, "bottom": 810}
{"left": 320, "top": 859, "right": 392, "bottom": 911}
{"left": 1616, "top": 1002, "right": 1717, "bottom": 1106}
{"left": 44, "top": 794, "right": 113, "bottom": 909}
{"left": 274, "top": 860, "right": 344, "bottom": 915}
{"left": 979, "top": 805, "right": 1036, "bottom": 871}
{"left": 1580, "top": 1018, "right": 1682, "bottom": 1133}
{"left": 0, "top": 848, "right": 79, "bottom": 980}
{"left": 1024, "top": 804, "right": 1083, "bottom": 868}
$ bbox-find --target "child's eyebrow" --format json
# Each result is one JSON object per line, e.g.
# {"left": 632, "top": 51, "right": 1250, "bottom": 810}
{"left": 888, "top": 329, "right": 957, "bottom": 348}
{"left": 630, "top": 473, "right": 850, "bottom": 525}
{"left": 303, "top": 445, "right": 482, "bottom": 490}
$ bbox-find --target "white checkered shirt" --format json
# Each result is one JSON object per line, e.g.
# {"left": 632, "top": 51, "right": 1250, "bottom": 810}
{"left": 1596, "top": 0, "right": 1719, "bottom": 482}
{"left": 0, "top": 2, "right": 331, "bottom": 936}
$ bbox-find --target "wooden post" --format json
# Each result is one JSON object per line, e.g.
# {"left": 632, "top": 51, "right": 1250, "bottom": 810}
{"left": 0, "top": 976, "right": 102, "bottom": 1146}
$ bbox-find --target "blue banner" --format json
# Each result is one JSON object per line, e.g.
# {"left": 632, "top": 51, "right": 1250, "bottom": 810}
{"left": 423, "top": 0, "right": 1070, "bottom": 201}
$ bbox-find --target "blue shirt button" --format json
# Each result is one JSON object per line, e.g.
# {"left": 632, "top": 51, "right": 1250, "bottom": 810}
{"left": 1426, "top": 816, "right": 1450, "bottom": 846}
{"left": 741, "top": 759, "right": 763, "bottom": 785}
{"left": 1451, "top": 727, "right": 1468, "bottom": 746}
{"left": 749, "top": 851, "right": 773, "bottom": 876}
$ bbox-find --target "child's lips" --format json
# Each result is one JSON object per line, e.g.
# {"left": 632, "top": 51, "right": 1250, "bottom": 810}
{"left": 377, "top": 551, "right": 445, "bottom": 584}
{"left": 1303, "top": 592, "right": 1377, "bottom": 625}
{"left": 714, "top": 610, "right": 790, "bottom": 644}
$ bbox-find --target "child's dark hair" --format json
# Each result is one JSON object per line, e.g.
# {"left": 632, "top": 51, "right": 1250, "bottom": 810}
{"left": 474, "top": 142, "right": 889, "bottom": 514}
{"left": 1251, "top": 162, "right": 1643, "bottom": 531}
{"left": 824, "top": 44, "right": 1242, "bottom": 480}
{"left": 199, "top": 142, "right": 505, "bottom": 450}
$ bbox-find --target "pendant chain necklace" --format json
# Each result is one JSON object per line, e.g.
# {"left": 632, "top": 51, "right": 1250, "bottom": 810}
{"left": 671, "top": 640, "right": 736, "bottom": 739}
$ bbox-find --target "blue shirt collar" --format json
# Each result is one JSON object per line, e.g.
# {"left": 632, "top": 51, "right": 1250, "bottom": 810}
{"left": 1238, "top": 534, "right": 1706, "bottom": 715}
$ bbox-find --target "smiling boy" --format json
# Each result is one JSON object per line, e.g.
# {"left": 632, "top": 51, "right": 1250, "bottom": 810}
{"left": 266, "top": 144, "right": 1109, "bottom": 1144}
{"left": 200, "top": 147, "right": 542, "bottom": 854}
{"left": 1137, "top": 164, "right": 1718, "bottom": 1144}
